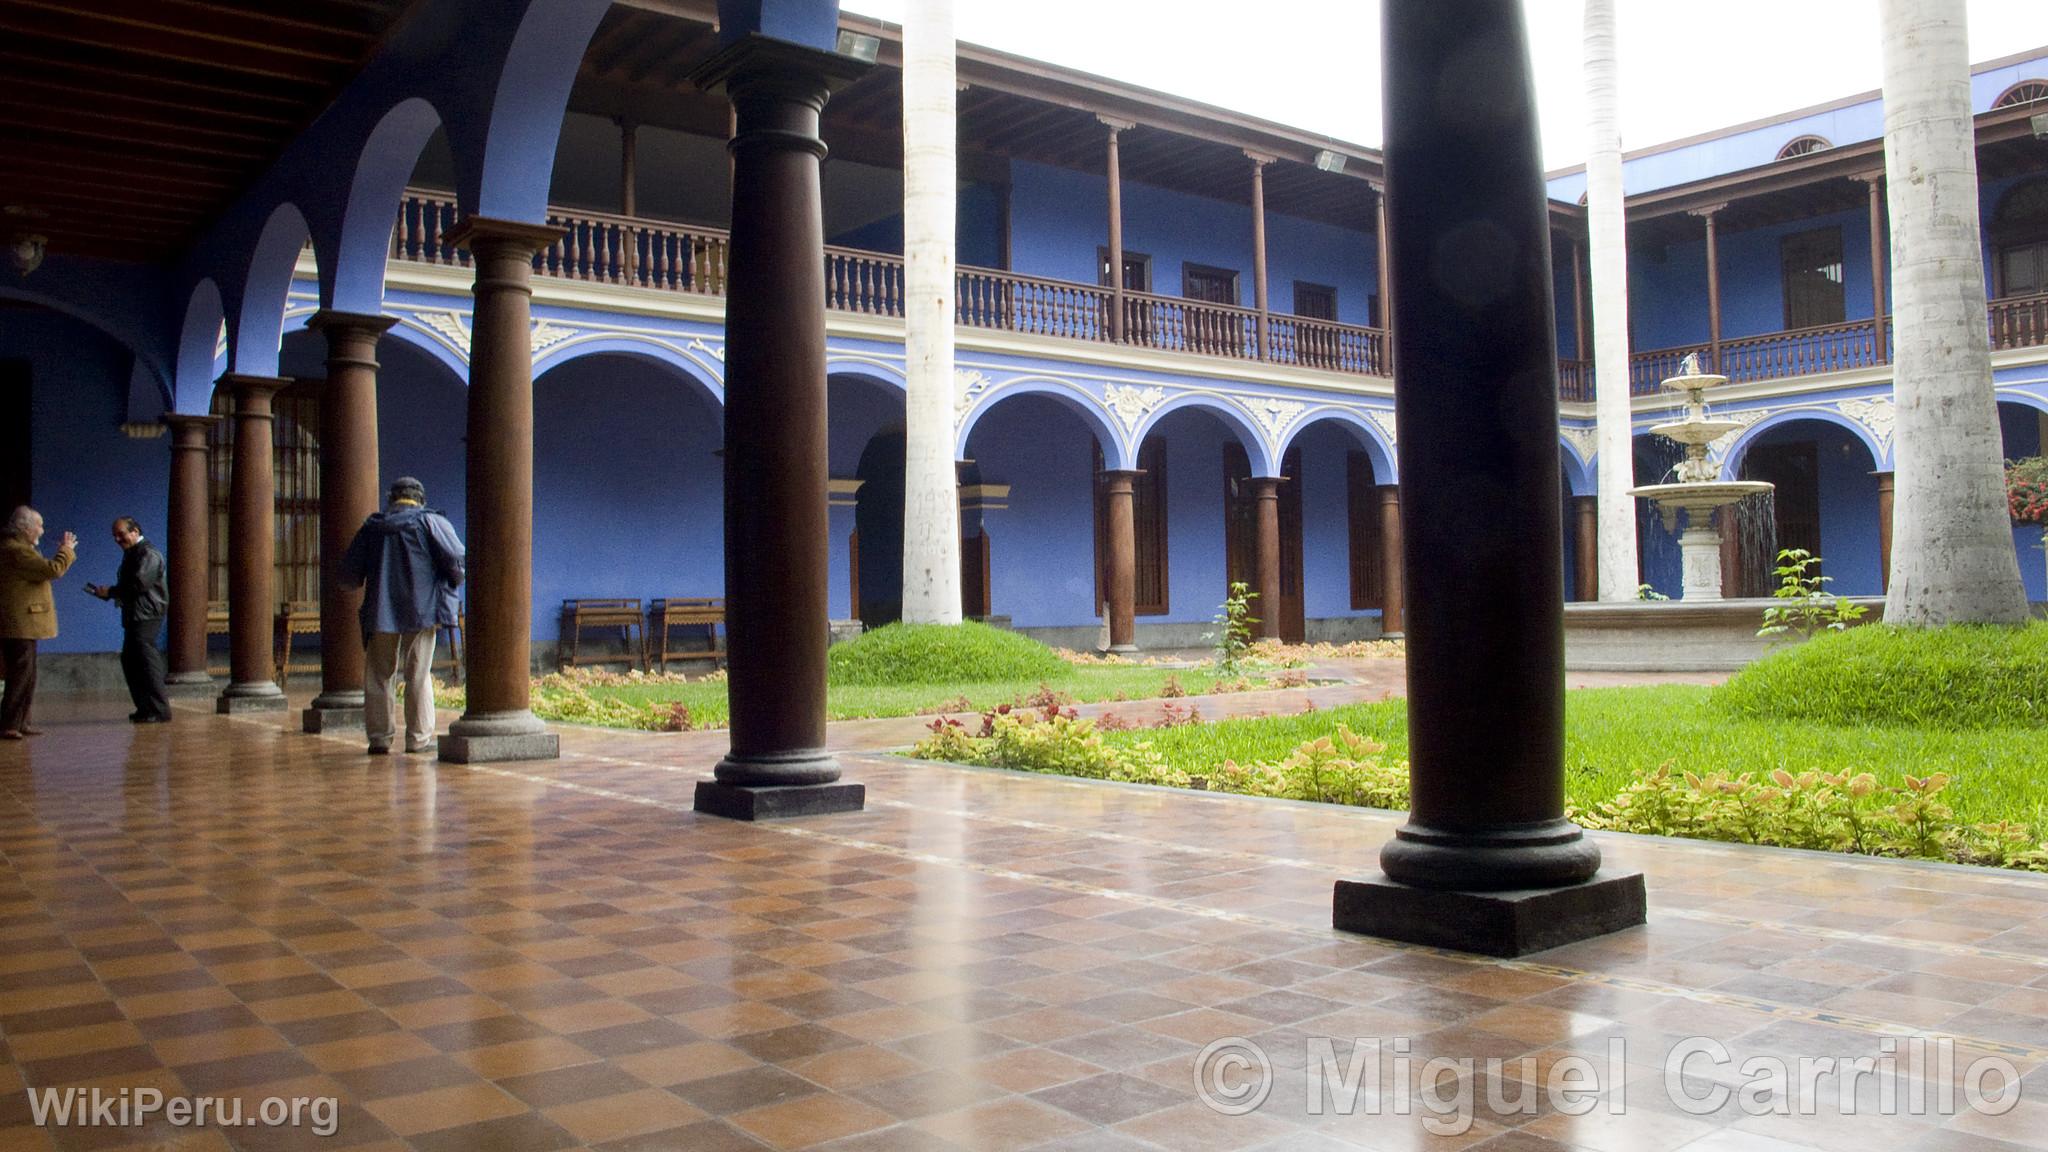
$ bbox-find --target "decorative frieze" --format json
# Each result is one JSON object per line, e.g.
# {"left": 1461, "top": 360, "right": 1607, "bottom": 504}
{"left": 1103, "top": 383, "right": 1167, "bottom": 432}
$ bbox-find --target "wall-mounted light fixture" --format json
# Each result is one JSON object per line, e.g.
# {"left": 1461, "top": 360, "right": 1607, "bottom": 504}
{"left": 1313, "top": 149, "right": 1347, "bottom": 174}
{"left": 835, "top": 29, "right": 880, "bottom": 64}
{"left": 2033, "top": 111, "right": 2048, "bottom": 140}
{"left": 5, "top": 206, "right": 47, "bottom": 277}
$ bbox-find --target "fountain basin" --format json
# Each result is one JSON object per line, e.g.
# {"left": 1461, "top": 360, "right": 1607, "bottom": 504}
{"left": 1645, "top": 418, "right": 1747, "bottom": 446}
{"left": 1628, "top": 480, "right": 1774, "bottom": 514}
{"left": 1564, "top": 597, "right": 1886, "bottom": 672}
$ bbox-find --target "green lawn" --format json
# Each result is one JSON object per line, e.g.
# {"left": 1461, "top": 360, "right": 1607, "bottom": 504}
{"left": 549, "top": 665, "right": 1252, "bottom": 729}
{"left": 1102, "top": 684, "right": 2048, "bottom": 833}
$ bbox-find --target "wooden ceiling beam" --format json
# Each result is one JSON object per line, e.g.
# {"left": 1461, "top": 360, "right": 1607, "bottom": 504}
{"left": 0, "top": 11, "right": 337, "bottom": 85}
{"left": 0, "top": 114, "right": 269, "bottom": 163}
{"left": 2, "top": 0, "right": 365, "bottom": 63}
{"left": 0, "top": 47, "right": 308, "bottom": 109}
{"left": 0, "top": 95, "right": 280, "bottom": 147}
{"left": 0, "top": 73, "right": 296, "bottom": 128}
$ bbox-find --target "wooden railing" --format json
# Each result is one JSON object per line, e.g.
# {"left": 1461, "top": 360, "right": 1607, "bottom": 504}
{"left": 390, "top": 193, "right": 2048, "bottom": 392}
{"left": 1992, "top": 293, "right": 2048, "bottom": 351}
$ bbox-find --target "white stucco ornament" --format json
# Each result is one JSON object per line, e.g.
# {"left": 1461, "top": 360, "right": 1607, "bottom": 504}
{"left": 529, "top": 320, "right": 575, "bottom": 354}
{"left": 1104, "top": 383, "right": 1167, "bottom": 432}
{"left": 686, "top": 337, "right": 726, "bottom": 363}
{"left": 1705, "top": 408, "right": 1768, "bottom": 459}
{"left": 1561, "top": 423, "right": 1596, "bottom": 463}
{"left": 953, "top": 368, "right": 994, "bottom": 419}
{"left": 416, "top": 310, "right": 471, "bottom": 356}
{"left": 1236, "top": 394, "right": 1306, "bottom": 439}
{"left": 1367, "top": 407, "right": 1398, "bottom": 447}
{"left": 1836, "top": 395, "right": 1896, "bottom": 454}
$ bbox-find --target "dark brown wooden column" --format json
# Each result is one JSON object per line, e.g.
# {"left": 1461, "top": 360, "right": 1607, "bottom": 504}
{"left": 162, "top": 413, "right": 218, "bottom": 693}
{"left": 1570, "top": 236, "right": 1587, "bottom": 361}
{"left": 439, "top": 218, "right": 564, "bottom": 763}
{"left": 1103, "top": 470, "right": 1139, "bottom": 653}
{"left": 303, "top": 312, "right": 395, "bottom": 732}
{"left": 215, "top": 374, "right": 289, "bottom": 714}
{"left": 690, "top": 35, "right": 868, "bottom": 820}
{"left": 1335, "top": 0, "right": 1642, "bottom": 957}
{"left": 621, "top": 119, "right": 639, "bottom": 280}
{"left": 1877, "top": 470, "right": 1895, "bottom": 592}
{"left": 1863, "top": 174, "right": 1888, "bottom": 363}
{"left": 1248, "top": 152, "right": 1271, "bottom": 359}
{"left": 1695, "top": 204, "right": 1725, "bottom": 371}
{"left": 1376, "top": 485, "right": 1404, "bottom": 636}
{"left": 1373, "top": 182, "right": 1394, "bottom": 371}
{"left": 1573, "top": 495, "right": 1598, "bottom": 601}
{"left": 1103, "top": 117, "right": 1132, "bottom": 344}
{"left": 1251, "top": 476, "right": 1282, "bottom": 639}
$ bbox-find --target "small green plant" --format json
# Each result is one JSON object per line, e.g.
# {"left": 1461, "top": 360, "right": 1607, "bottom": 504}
{"left": 1213, "top": 581, "right": 1259, "bottom": 675}
{"left": 1636, "top": 583, "right": 1669, "bottom": 602}
{"left": 1758, "top": 548, "right": 1866, "bottom": 640}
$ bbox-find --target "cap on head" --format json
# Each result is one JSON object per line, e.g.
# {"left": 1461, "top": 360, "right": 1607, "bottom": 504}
{"left": 388, "top": 477, "right": 425, "bottom": 504}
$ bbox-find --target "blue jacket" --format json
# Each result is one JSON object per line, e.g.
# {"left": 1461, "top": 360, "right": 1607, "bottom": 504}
{"left": 339, "top": 504, "right": 464, "bottom": 638}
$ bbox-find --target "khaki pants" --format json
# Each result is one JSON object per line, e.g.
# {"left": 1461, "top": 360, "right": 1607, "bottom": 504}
{"left": 365, "top": 629, "right": 436, "bottom": 751}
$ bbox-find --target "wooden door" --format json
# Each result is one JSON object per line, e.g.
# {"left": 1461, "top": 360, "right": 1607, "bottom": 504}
{"left": 1223, "top": 443, "right": 1303, "bottom": 642}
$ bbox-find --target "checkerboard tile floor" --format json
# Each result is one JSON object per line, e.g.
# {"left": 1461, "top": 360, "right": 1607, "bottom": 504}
{"left": 1, "top": 693, "right": 2045, "bottom": 1151}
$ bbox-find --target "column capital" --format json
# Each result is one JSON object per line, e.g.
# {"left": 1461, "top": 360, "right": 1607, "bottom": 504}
{"left": 1854, "top": 169, "right": 1886, "bottom": 187}
{"left": 1686, "top": 202, "right": 1729, "bottom": 220}
{"left": 445, "top": 216, "right": 565, "bottom": 256}
{"left": 216, "top": 373, "right": 290, "bottom": 405}
{"left": 1244, "top": 149, "right": 1276, "bottom": 168}
{"left": 160, "top": 412, "right": 220, "bottom": 435}
{"left": 690, "top": 33, "right": 870, "bottom": 106}
{"left": 1248, "top": 475, "right": 1284, "bottom": 497}
{"left": 307, "top": 309, "right": 398, "bottom": 338}
{"left": 1097, "top": 115, "right": 1135, "bottom": 135}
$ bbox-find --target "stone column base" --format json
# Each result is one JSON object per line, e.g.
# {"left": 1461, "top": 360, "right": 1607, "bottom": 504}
{"left": 216, "top": 684, "right": 287, "bottom": 714}
{"left": 440, "top": 711, "right": 558, "bottom": 763}
{"left": 166, "top": 673, "right": 218, "bottom": 698}
{"left": 302, "top": 705, "right": 365, "bottom": 733}
{"left": 1333, "top": 870, "right": 1645, "bottom": 958}
{"left": 694, "top": 781, "right": 865, "bottom": 821}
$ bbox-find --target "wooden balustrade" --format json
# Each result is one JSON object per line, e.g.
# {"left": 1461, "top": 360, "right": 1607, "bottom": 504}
{"left": 388, "top": 191, "right": 2048, "bottom": 391}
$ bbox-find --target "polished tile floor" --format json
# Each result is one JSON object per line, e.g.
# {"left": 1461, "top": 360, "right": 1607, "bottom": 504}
{"left": 2, "top": 687, "right": 2045, "bottom": 1151}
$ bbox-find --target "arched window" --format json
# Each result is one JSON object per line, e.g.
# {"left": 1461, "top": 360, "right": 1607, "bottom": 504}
{"left": 208, "top": 381, "right": 323, "bottom": 608}
{"left": 1993, "top": 80, "right": 2048, "bottom": 108}
{"left": 1992, "top": 179, "right": 2048, "bottom": 298}
{"left": 1776, "top": 135, "right": 1831, "bottom": 160}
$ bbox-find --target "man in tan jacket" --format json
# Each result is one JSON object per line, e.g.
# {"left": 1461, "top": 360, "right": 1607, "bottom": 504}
{"left": 1, "top": 506, "right": 77, "bottom": 739}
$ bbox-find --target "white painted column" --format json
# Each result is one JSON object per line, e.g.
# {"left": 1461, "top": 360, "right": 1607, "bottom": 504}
{"left": 900, "top": 0, "right": 963, "bottom": 625}
{"left": 1584, "top": 0, "right": 1640, "bottom": 602}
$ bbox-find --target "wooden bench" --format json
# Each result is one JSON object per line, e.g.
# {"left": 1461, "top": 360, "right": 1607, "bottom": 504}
{"left": 273, "top": 600, "right": 321, "bottom": 685}
{"left": 205, "top": 600, "right": 230, "bottom": 676}
{"left": 560, "top": 598, "right": 646, "bottom": 671}
{"left": 433, "top": 611, "right": 465, "bottom": 685}
{"left": 650, "top": 597, "right": 725, "bottom": 671}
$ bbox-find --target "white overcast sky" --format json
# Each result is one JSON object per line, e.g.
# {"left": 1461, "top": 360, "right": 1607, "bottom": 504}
{"left": 841, "top": 1, "right": 2048, "bottom": 171}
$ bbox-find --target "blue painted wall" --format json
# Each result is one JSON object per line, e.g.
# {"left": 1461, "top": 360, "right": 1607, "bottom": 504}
{"left": 1153, "top": 407, "right": 1230, "bottom": 625}
{"left": 1741, "top": 420, "right": 1883, "bottom": 596}
{"left": 968, "top": 394, "right": 1100, "bottom": 628}
{"left": 1292, "top": 422, "right": 1376, "bottom": 623}
{"left": 1627, "top": 206, "right": 1884, "bottom": 352}
{"left": 825, "top": 181, "right": 1008, "bottom": 268}
{"left": 1007, "top": 161, "right": 1380, "bottom": 325}
{"left": 531, "top": 354, "right": 724, "bottom": 642}
{"left": 5, "top": 310, "right": 168, "bottom": 655}
{"left": 2001, "top": 400, "right": 2048, "bottom": 602}
{"left": 826, "top": 375, "right": 905, "bottom": 621}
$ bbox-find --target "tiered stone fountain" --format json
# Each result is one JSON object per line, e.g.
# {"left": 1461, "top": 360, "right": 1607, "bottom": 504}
{"left": 1627, "top": 354, "right": 1773, "bottom": 601}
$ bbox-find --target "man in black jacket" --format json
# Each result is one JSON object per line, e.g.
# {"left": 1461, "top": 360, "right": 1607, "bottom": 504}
{"left": 86, "top": 516, "right": 169, "bottom": 723}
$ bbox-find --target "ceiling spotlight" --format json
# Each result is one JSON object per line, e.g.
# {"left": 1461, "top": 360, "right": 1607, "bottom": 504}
{"left": 1313, "top": 149, "right": 1347, "bottom": 174}
{"left": 835, "top": 29, "right": 880, "bottom": 64}
{"left": 5, "top": 205, "right": 47, "bottom": 277}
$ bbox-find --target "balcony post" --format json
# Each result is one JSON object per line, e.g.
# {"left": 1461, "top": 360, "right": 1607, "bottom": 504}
{"left": 161, "top": 413, "right": 219, "bottom": 693}
{"left": 621, "top": 118, "right": 639, "bottom": 282}
{"left": 1102, "top": 117, "right": 1132, "bottom": 343}
{"left": 1335, "top": 0, "right": 1643, "bottom": 957}
{"left": 1248, "top": 151, "right": 1272, "bottom": 359}
{"left": 1103, "top": 470, "right": 1139, "bottom": 653}
{"left": 1692, "top": 203, "right": 1725, "bottom": 372}
{"left": 215, "top": 373, "right": 290, "bottom": 714}
{"left": 1876, "top": 469, "right": 1894, "bottom": 592}
{"left": 1862, "top": 173, "right": 1888, "bottom": 364}
{"left": 1373, "top": 181, "right": 1394, "bottom": 371}
{"left": 1570, "top": 234, "right": 1587, "bottom": 361}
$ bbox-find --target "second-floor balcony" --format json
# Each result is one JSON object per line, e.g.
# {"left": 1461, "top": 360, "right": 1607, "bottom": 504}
{"left": 391, "top": 190, "right": 2048, "bottom": 402}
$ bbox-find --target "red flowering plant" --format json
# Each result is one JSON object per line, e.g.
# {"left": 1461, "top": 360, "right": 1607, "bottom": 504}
{"left": 2008, "top": 457, "right": 2048, "bottom": 525}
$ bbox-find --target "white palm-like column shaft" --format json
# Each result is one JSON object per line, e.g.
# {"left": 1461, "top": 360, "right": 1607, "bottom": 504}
{"left": 900, "top": 0, "right": 963, "bottom": 624}
{"left": 1880, "top": 0, "right": 2029, "bottom": 624}
{"left": 1584, "top": 0, "right": 1640, "bottom": 601}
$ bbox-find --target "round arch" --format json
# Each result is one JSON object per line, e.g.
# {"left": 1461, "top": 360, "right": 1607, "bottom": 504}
{"left": 533, "top": 334, "right": 724, "bottom": 408}
{"left": 330, "top": 97, "right": 449, "bottom": 314}
{"left": 956, "top": 377, "right": 1128, "bottom": 469}
{"left": 1996, "top": 387, "right": 2048, "bottom": 418}
{"left": 1558, "top": 436, "right": 1595, "bottom": 496}
{"left": 1276, "top": 406, "right": 1397, "bottom": 484}
{"left": 1129, "top": 392, "right": 1275, "bottom": 477}
{"left": 173, "top": 280, "right": 227, "bottom": 414}
{"left": 229, "top": 202, "right": 314, "bottom": 377}
{"left": 1720, "top": 408, "right": 1886, "bottom": 479}
{"left": 0, "top": 285, "right": 171, "bottom": 408}
{"left": 382, "top": 317, "right": 472, "bottom": 382}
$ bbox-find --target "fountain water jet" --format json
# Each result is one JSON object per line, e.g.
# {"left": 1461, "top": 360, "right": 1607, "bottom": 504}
{"left": 1628, "top": 354, "right": 1773, "bottom": 600}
